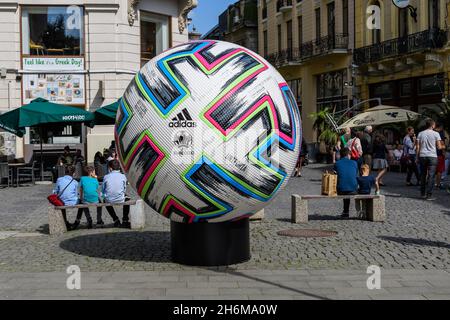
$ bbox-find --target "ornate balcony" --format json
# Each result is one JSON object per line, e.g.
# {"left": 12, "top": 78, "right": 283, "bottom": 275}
{"left": 277, "top": 0, "right": 293, "bottom": 13}
{"left": 354, "top": 28, "right": 448, "bottom": 65}
{"left": 266, "top": 34, "right": 349, "bottom": 67}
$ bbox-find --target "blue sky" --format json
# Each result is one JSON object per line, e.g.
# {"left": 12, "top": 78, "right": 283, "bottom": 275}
{"left": 189, "top": 0, "right": 237, "bottom": 35}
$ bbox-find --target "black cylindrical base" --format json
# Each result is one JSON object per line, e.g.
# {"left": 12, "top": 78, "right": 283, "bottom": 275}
{"left": 170, "top": 218, "right": 250, "bottom": 266}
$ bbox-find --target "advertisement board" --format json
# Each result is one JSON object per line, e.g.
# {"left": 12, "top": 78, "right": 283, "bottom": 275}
{"left": 22, "top": 57, "right": 85, "bottom": 105}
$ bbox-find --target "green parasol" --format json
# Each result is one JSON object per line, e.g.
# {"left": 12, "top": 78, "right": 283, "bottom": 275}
{"left": 0, "top": 98, "right": 95, "bottom": 180}
{"left": 93, "top": 99, "right": 120, "bottom": 125}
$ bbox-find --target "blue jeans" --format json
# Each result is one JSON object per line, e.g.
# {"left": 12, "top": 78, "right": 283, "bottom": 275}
{"left": 419, "top": 157, "right": 437, "bottom": 196}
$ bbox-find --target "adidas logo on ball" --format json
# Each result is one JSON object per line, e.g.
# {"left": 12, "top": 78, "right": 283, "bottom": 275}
{"left": 169, "top": 109, "right": 196, "bottom": 128}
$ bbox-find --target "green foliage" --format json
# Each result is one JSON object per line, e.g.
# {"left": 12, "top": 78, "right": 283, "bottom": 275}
{"left": 309, "top": 108, "right": 338, "bottom": 147}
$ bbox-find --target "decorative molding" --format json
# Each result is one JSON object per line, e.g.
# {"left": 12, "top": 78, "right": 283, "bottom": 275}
{"left": 0, "top": 2, "right": 18, "bottom": 11}
{"left": 178, "top": 0, "right": 198, "bottom": 34}
{"left": 84, "top": 3, "right": 119, "bottom": 12}
{"left": 128, "top": 0, "right": 140, "bottom": 26}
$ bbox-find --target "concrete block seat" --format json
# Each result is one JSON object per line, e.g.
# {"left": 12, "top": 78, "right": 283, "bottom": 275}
{"left": 48, "top": 199, "right": 145, "bottom": 235}
{"left": 291, "top": 194, "right": 386, "bottom": 223}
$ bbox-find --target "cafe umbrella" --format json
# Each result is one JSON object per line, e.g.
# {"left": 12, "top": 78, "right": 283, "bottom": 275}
{"left": 0, "top": 98, "right": 95, "bottom": 180}
{"left": 337, "top": 105, "right": 421, "bottom": 130}
{"left": 93, "top": 99, "right": 120, "bottom": 125}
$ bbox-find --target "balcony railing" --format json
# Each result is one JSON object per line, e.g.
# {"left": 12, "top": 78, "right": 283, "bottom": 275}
{"left": 265, "top": 34, "right": 349, "bottom": 66}
{"left": 276, "top": 0, "right": 293, "bottom": 13}
{"left": 354, "top": 28, "right": 447, "bottom": 65}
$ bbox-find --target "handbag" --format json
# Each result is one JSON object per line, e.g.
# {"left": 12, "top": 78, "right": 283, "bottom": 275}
{"left": 322, "top": 171, "right": 337, "bottom": 196}
{"left": 350, "top": 139, "right": 360, "bottom": 160}
{"left": 47, "top": 178, "right": 75, "bottom": 206}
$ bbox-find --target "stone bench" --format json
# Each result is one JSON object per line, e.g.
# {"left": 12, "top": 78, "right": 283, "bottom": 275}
{"left": 48, "top": 199, "right": 145, "bottom": 235}
{"left": 291, "top": 194, "right": 386, "bottom": 223}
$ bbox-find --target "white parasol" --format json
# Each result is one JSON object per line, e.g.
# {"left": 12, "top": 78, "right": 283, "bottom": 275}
{"left": 337, "top": 105, "right": 421, "bottom": 130}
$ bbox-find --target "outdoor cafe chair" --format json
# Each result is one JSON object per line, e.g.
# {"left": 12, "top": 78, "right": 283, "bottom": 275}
{"left": 0, "top": 163, "right": 11, "bottom": 187}
{"left": 16, "top": 160, "right": 37, "bottom": 186}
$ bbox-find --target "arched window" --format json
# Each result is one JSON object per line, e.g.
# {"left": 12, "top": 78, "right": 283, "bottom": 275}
{"left": 398, "top": 8, "right": 408, "bottom": 38}
{"left": 371, "top": 1, "right": 381, "bottom": 44}
{"left": 429, "top": 0, "right": 440, "bottom": 29}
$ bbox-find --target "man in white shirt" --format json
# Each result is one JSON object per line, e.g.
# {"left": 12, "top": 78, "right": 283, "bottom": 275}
{"left": 416, "top": 119, "right": 444, "bottom": 200}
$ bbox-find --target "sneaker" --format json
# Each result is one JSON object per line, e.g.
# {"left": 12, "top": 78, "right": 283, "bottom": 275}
{"left": 113, "top": 219, "right": 121, "bottom": 228}
{"left": 71, "top": 220, "right": 80, "bottom": 230}
{"left": 341, "top": 213, "right": 349, "bottom": 219}
{"left": 406, "top": 182, "right": 413, "bottom": 186}
{"left": 87, "top": 222, "right": 93, "bottom": 229}
{"left": 426, "top": 195, "right": 436, "bottom": 201}
{"left": 121, "top": 221, "right": 131, "bottom": 229}
{"left": 96, "top": 220, "right": 105, "bottom": 227}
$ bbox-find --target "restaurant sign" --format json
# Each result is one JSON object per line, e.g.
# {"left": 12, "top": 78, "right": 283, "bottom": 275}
{"left": 23, "top": 57, "right": 84, "bottom": 71}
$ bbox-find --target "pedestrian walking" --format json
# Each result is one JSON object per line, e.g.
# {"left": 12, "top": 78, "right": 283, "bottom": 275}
{"left": 372, "top": 135, "right": 389, "bottom": 186}
{"left": 403, "top": 127, "right": 420, "bottom": 186}
{"left": 361, "top": 126, "right": 373, "bottom": 167}
{"left": 416, "top": 119, "right": 444, "bottom": 200}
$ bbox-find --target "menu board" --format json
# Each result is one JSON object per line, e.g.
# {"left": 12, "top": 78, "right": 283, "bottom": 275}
{"left": 23, "top": 73, "right": 85, "bottom": 105}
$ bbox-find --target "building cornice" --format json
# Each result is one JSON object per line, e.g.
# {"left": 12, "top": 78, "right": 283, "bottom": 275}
{"left": 85, "top": 3, "right": 119, "bottom": 12}
{"left": 0, "top": 2, "right": 18, "bottom": 11}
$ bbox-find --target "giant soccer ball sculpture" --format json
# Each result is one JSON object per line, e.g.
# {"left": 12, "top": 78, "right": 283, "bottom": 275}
{"left": 116, "top": 40, "right": 302, "bottom": 265}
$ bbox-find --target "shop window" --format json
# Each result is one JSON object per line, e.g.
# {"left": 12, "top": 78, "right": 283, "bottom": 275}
{"left": 418, "top": 75, "right": 444, "bottom": 96}
{"left": 399, "top": 80, "right": 412, "bottom": 97}
{"left": 22, "top": 6, "right": 84, "bottom": 56}
{"left": 28, "top": 124, "right": 82, "bottom": 144}
{"left": 287, "top": 78, "right": 302, "bottom": 106}
{"left": 371, "top": 82, "right": 394, "bottom": 100}
{"left": 140, "top": 12, "right": 169, "bottom": 67}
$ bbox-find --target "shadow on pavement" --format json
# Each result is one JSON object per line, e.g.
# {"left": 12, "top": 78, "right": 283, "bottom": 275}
{"left": 208, "top": 268, "right": 330, "bottom": 300}
{"left": 36, "top": 224, "right": 50, "bottom": 235}
{"left": 379, "top": 236, "right": 450, "bottom": 249}
{"left": 59, "top": 231, "right": 171, "bottom": 262}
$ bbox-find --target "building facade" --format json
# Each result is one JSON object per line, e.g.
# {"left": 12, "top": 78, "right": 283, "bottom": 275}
{"left": 203, "top": 0, "right": 258, "bottom": 53}
{"left": 258, "top": 0, "right": 355, "bottom": 143}
{"left": 0, "top": 0, "right": 196, "bottom": 162}
{"left": 354, "top": 0, "right": 450, "bottom": 117}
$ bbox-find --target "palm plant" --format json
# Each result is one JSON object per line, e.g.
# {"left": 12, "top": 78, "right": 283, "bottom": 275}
{"left": 309, "top": 108, "right": 339, "bottom": 147}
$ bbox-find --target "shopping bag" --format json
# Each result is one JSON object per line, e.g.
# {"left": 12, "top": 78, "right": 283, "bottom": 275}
{"left": 321, "top": 171, "right": 337, "bottom": 196}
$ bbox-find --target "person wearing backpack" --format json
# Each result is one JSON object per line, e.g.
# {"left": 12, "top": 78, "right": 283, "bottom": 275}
{"left": 52, "top": 165, "right": 78, "bottom": 230}
{"left": 347, "top": 131, "right": 363, "bottom": 169}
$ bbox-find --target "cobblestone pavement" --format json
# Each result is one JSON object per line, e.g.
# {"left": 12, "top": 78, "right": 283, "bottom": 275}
{"left": 1, "top": 269, "right": 450, "bottom": 300}
{"left": 0, "top": 164, "right": 449, "bottom": 299}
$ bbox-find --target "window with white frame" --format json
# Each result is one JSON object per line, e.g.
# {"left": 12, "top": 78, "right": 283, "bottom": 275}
{"left": 22, "top": 6, "right": 84, "bottom": 56}
{"left": 140, "top": 11, "right": 169, "bottom": 67}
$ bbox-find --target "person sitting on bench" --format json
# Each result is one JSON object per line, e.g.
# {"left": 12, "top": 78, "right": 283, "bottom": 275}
{"left": 53, "top": 165, "right": 78, "bottom": 229}
{"left": 71, "top": 166, "right": 101, "bottom": 230}
{"left": 333, "top": 147, "right": 358, "bottom": 219}
{"left": 101, "top": 159, "right": 130, "bottom": 228}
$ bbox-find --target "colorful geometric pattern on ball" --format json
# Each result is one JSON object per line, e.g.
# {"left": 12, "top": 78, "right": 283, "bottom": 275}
{"left": 116, "top": 40, "right": 302, "bottom": 223}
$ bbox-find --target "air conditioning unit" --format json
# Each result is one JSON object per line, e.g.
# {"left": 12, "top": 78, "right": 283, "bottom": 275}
{"left": 233, "top": 15, "right": 240, "bottom": 24}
